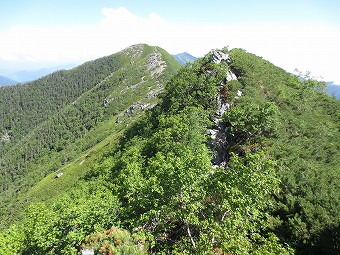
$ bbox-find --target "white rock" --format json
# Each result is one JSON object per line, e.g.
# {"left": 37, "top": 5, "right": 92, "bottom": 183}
{"left": 226, "top": 71, "right": 237, "bottom": 81}
{"left": 82, "top": 249, "right": 94, "bottom": 255}
{"left": 211, "top": 50, "right": 229, "bottom": 64}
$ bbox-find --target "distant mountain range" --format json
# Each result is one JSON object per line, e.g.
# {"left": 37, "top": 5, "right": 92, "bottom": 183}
{"left": 0, "top": 53, "right": 196, "bottom": 85}
{"left": 0, "top": 75, "right": 17, "bottom": 86}
{"left": 1, "top": 53, "right": 196, "bottom": 85}
{"left": 2, "top": 56, "right": 340, "bottom": 101}
{"left": 326, "top": 81, "right": 340, "bottom": 99}
{"left": 0, "top": 64, "right": 76, "bottom": 84}
{"left": 172, "top": 52, "right": 197, "bottom": 65}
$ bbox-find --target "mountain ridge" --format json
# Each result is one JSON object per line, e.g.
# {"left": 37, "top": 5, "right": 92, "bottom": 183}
{"left": 0, "top": 44, "right": 339, "bottom": 255}
{"left": 172, "top": 51, "right": 197, "bottom": 65}
{"left": 3, "top": 64, "right": 77, "bottom": 83}
{"left": 0, "top": 44, "right": 181, "bottom": 228}
{"left": 0, "top": 75, "right": 17, "bottom": 86}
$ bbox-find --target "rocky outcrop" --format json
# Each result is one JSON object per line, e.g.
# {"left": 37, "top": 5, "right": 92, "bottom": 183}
{"left": 211, "top": 50, "right": 229, "bottom": 64}
{"left": 116, "top": 101, "right": 156, "bottom": 123}
{"left": 207, "top": 50, "right": 240, "bottom": 167}
{"left": 122, "top": 44, "right": 144, "bottom": 60}
{"left": 147, "top": 49, "right": 167, "bottom": 77}
{"left": 0, "top": 133, "right": 11, "bottom": 142}
{"left": 226, "top": 70, "right": 237, "bottom": 82}
{"left": 146, "top": 86, "right": 163, "bottom": 99}
{"left": 54, "top": 172, "right": 63, "bottom": 179}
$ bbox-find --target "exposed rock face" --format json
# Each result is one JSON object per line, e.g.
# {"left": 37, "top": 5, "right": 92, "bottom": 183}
{"left": 211, "top": 50, "right": 229, "bottom": 64}
{"left": 0, "top": 133, "right": 11, "bottom": 142}
{"left": 147, "top": 50, "right": 167, "bottom": 77}
{"left": 127, "top": 102, "right": 154, "bottom": 114}
{"left": 146, "top": 86, "right": 163, "bottom": 99}
{"left": 116, "top": 101, "right": 156, "bottom": 123}
{"left": 207, "top": 50, "right": 240, "bottom": 167}
{"left": 209, "top": 98, "right": 229, "bottom": 167}
{"left": 123, "top": 44, "right": 144, "bottom": 59}
{"left": 226, "top": 70, "right": 237, "bottom": 82}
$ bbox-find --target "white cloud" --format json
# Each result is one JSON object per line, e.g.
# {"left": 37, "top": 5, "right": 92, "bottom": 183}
{"left": 0, "top": 7, "right": 339, "bottom": 83}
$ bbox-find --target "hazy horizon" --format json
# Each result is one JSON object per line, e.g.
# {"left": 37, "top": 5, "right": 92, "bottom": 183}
{"left": 0, "top": 0, "right": 339, "bottom": 83}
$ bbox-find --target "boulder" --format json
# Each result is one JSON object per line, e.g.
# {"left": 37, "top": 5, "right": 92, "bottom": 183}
{"left": 226, "top": 70, "right": 237, "bottom": 81}
{"left": 81, "top": 249, "right": 94, "bottom": 255}
{"left": 55, "top": 172, "right": 63, "bottom": 179}
{"left": 211, "top": 50, "right": 229, "bottom": 64}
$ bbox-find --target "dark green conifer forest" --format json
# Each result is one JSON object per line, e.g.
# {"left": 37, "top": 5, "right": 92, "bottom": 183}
{"left": 0, "top": 44, "right": 339, "bottom": 254}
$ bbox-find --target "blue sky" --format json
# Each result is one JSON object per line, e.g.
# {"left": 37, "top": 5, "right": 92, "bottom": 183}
{"left": 0, "top": 0, "right": 339, "bottom": 83}
{"left": 1, "top": 0, "right": 339, "bottom": 26}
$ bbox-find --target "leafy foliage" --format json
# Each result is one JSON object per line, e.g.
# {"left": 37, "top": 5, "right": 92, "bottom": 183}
{"left": 228, "top": 48, "right": 340, "bottom": 254}
{"left": 1, "top": 184, "right": 120, "bottom": 255}
{"left": 0, "top": 44, "right": 180, "bottom": 228}
{"left": 0, "top": 46, "right": 339, "bottom": 255}
{"left": 91, "top": 52, "right": 290, "bottom": 254}
{"left": 224, "top": 102, "right": 279, "bottom": 144}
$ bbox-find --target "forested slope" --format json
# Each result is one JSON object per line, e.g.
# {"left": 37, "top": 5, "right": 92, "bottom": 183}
{"left": 0, "top": 44, "right": 180, "bottom": 228}
{"left": 0, "top": 46, "right": 339, "bottom": 255}
{"left": 227, "top": 49, "right": 340, "bottom": 254}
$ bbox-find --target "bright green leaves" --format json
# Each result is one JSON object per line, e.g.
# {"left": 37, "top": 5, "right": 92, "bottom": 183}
{"left": 22, "top": 202, "right": 62, "bottom": 254}
{"left": 211, "top": 152, "right": 279, "bottom": 213}
{"left": 198, "top": 152, "right": 284, "bottom": 254}
{"left": 2, "top": 186, "right": 121, "bottom": 255}
{"left": 109, "top": 106, "right": 213, "bottom": 252}
{"left": 160, "top": 58, "right": 228, "bottom": 116}
{"left": 224, "top": 102, "right": 279, "bottom": 143}
{"left": 54, "top": 187, "right": 121, "bottom": 238}
{"left": 106, "top": 49, "right": 293, "bottom": 253}
{"left": 113, "top": 107, "right": 211, "bottom": 213}
{"left": 3, "top": 46, "right": 337, "bottom": 254}
{"left": 109, "top": 71, "right": 289, "bottom": 253}
{"left": 0, "top": 224, "right": 25, "bottom": 255}
{"left": 229, "top": 48, "right": 340, "bottom": 254}
{"left": 151, "top": 107, "right": 209, "bottom": 153}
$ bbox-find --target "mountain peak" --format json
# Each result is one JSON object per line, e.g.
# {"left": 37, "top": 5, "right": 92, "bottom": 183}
{"left": 172, "top": 51, "right": 197, "bottom": 65}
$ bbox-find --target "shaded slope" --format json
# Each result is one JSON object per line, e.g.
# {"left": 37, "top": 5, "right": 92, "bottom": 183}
{"left": 0, "top": 52, "right": 128, "bottom": 149}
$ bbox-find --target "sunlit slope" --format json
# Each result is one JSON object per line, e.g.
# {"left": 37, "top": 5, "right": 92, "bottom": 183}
{"left": 0, "top": 44, "right": 180, "bottom": 228}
